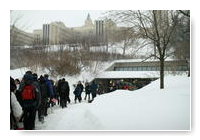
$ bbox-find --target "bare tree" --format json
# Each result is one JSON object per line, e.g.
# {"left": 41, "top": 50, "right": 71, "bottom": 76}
{"left": 116, "top": 27, "right": 137, "bottom": 56}
{"left": 179, "top": 10, "right": 190, "bottom": 18}
{"left": 107, "top": 10, "right": 182, "bottom": 89}
{"left": 171, "top": 10, "right": 190, "bottom": 76}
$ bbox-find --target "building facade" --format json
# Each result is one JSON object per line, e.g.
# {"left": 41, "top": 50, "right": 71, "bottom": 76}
{"left": 42, "top": 21, "right": 70, "bottom": 45}
{"left": 10, "top": 26, "right": 34, "bottom": 46}
{"left": 10, "top": 13, "right": 118, "bottom": 46}
{"left": 107, "top": 60, "right": 188, "bottom": 71}
{"left": 93, "top": 59, "right": 188, "bottom": 93}
{"left": 33, "top": 29, "right": 43, "bottom": 45}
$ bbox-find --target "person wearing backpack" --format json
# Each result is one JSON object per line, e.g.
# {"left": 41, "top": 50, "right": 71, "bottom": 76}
{"left": 32, "top": 73, "right": 43, "bottom": 121}
{"left": 73, "top": 81, "right": 83, "bottom": 103}
{"left": 19, "top": 73, "right": 41, "bottom": 130}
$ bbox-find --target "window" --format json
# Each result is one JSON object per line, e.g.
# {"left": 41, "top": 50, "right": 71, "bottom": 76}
{"left": 114, "top": 67, "right": 119, "bottom": 71}
{"left": 147, "top": 66, "right": 152, "bottom": 71}
{"left": 128, "top": 67, "right": 132, "bottom": 71}
{"left": 137, "top": 66, "right": 142, "bottom": 71}
{"left": 177, "top": 66, "right": 188, "bottom": 71}
{"left": 182, "top": 66, "right": 188, "bottom": 71}
{"left": 165, "top": 66, "right": 171, "bottom": 71}
{"left": 132, "top": 67, "right": 138, "bottom": 71}
{"left": 141, "top": 66, "right": 147, "bottom": 71}
{"left": 124, "top": 67, "right": 128, "bottom": 71}
{"left": 151, "top": 66, "right": 157, "bottom": 71}
{"left": 119, "top": 67, "right": 124, "bottom": 71}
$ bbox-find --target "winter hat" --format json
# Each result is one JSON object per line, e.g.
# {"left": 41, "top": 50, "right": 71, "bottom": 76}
{"left": 62, "top": 78, "right": 65, "bottom": 82}
{"left": 39, "top": 75, "right": 45, "bottom": 83}
{"left": 44, "top": 74, "right": 49, "bottom": 78}
{"left": 23, "top": 74, "right": 33, "bottom": 81}
{"left": 32, "top": 73, "right": 38, "bottom": 80}
{"left": 15, "top": 78, "right": 20, "bottom": 84}
{"left": 25, "top": 71, "right": 32, "bottom": 75}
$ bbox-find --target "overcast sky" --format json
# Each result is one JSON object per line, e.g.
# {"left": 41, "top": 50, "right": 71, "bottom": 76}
{"left": 11, "top": 10, "right": 107, "bottom": 33}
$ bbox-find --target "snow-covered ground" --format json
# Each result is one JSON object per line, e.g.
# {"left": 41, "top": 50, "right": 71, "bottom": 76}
{"left": 10, "top": 65, "right": 190, "bottom": 130}
{"left": 33, "top": 75, "right": 190, "bottom": 130}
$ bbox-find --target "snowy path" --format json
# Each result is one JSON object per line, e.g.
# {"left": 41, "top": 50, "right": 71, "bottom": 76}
{"left": 35, "top": 101, "right": 104, "bottom": 130}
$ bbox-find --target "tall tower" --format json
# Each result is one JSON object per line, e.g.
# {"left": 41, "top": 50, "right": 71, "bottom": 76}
{"left": 43, "top": 24, "right": 50, "bottom": 45}
{"left": 84, "top": 13, "right": 93, "bottom": 27}
{"left": 95, "top": 20, "right": 104, "bottom": 45}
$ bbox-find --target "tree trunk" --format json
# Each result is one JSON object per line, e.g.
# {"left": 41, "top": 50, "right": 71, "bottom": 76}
{"left": 187, "top": 60, "right": 190, "bottom": 77}
{"left": 160, "top": 57, "right": 164, "bottom": 89}
{"left": 188, "top": 68, "right": 190, "bottom": 77}
{"left": 123, "top": 45, "right": 126, "bottom": 56}
{"left": 106, "top": 43, "right": 109, "bottom": 52}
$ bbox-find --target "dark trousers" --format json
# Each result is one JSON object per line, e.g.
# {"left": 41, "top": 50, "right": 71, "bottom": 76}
{"left": 38, "top": 97, "right": 48, "bottom": 121}
{"left": 74, "top": 95, "right": 82, "bottom": 103}
{"left": 84, "top": 94, "right": 90, "bottom": 101}
{"left": 23, "top": 106, "right": 36, "bottom": 130}
{"left": 60, "top": 94, "right": 67, "bottom": 108}
{"left": 67, "top": 95, "right": 71, "bottom": 103}
{"left": 91, "top": 92, "right": 96, "bottom": 100}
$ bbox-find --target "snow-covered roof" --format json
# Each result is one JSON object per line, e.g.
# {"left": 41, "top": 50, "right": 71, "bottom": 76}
{"left": 111, "top": 58, "right": 181, "bottom": 63}
{"left": 96, "top": 71, "right": 160, "bottom": 79}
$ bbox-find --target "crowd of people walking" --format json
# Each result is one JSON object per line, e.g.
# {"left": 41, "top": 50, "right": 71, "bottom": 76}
{"left": 10, "top": 71, "right": 100, "bottom": 130}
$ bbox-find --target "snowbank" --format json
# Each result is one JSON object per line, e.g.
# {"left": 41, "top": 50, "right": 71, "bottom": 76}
{"left": 35, "top": 75, "right": 190, "bottom": 130}
{"left": 88, "top": 75, "right": 190, "bottom": 130}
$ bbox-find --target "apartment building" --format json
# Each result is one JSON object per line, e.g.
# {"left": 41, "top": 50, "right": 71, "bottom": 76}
{"left": 33, "top": 29, "right": 43, "bottom": 45}
{"left": 10, "top": 26, "right": 34, "bottom": 46}
{"left": 43, "top": 21, "right": 70, "bottom": 45}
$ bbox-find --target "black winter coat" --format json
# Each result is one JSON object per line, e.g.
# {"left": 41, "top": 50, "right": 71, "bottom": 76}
{"left": 59, "top": 81, "right": 70, "bottom": 96}
{"left": 85, "top": 85, "right": 91, "bottom": 94}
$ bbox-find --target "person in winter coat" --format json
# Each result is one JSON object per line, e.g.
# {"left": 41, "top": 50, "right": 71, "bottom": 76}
{"left": 77, "top": 81, "right": 83, "bottom": 100}
{"left": 19, "top": 73, "right": 41, "bottom": 130}
{"left": 54, "top": 81, "right": 60, "bottom": 105}
{"left": 44, "top": 74, "right": 54, "bottom": 99}
{"left": 38, "top": 75, "right": 49, "bottom": 122}
{"left": 50, "top": 79, "right": 56, "bottom": 107}
{"left": 59, "top": 78, "right": 70, "bottom": 108}
{"left": 64, "top": 80, "right": 71, "bottom": 104}
{"left": 15, "top": 79, "right": 20, "bottom": 90}
{"left": 10, "top": 77, "right": 23, "bottom": 130}
{"left": 90, "top": 81, "right": 98, "bottom": 101}
{"left": 84, "top": 82, "right": 91, "bottom": 101}
{"left": 73, "top": 82, "right": 83, "bottom": 103}
{"left": 97, "top": 82, "right": 104, "bottom": 95}
{"left": 14, "top": 78, "right": 22, "bottom": 106}
{"left": 56, "top": 79, "right": 62, "bottom": 105}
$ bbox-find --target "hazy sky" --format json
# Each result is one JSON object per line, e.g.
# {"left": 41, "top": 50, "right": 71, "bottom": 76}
{"left": 11, "top": 10, "right": 107, "bottom": 33}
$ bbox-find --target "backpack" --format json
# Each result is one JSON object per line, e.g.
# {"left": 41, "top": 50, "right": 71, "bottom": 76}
{"left": 21, "top": 85, "right": 35, "bottom": 100}
{"left": 73, "top": 86, "right": 81, "bottom": 96}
